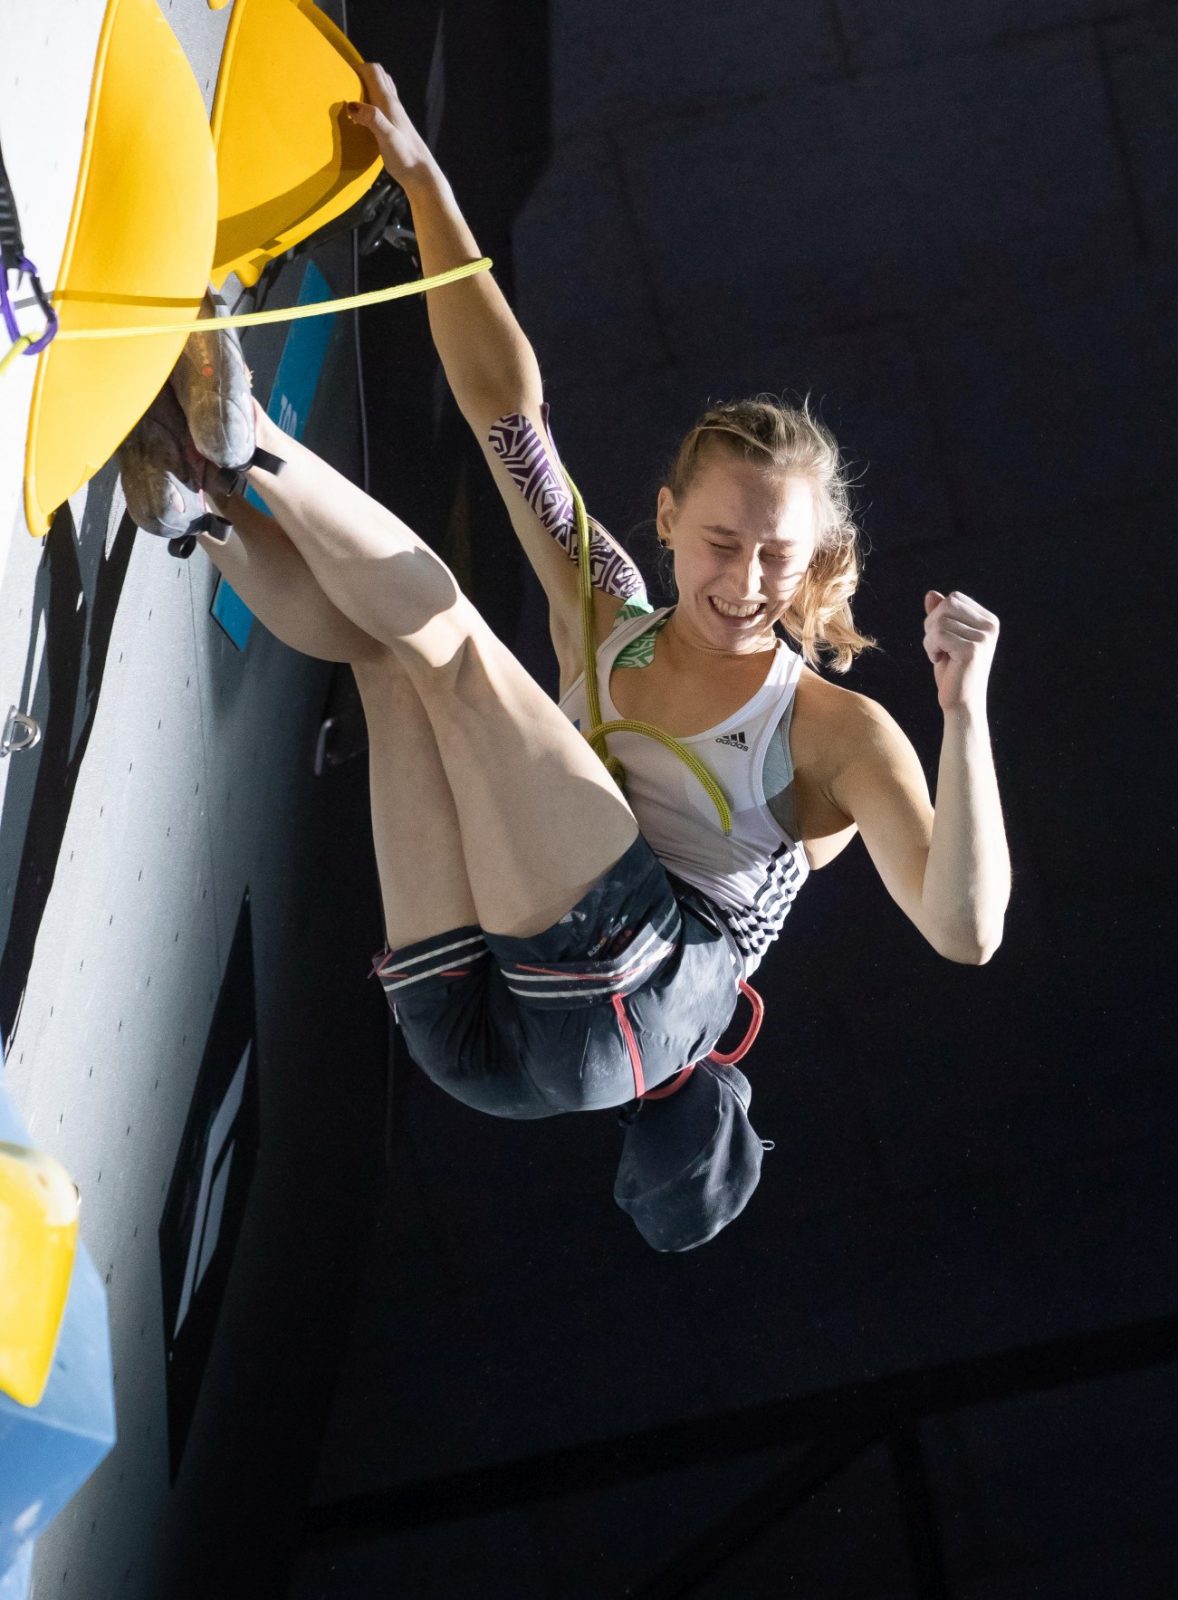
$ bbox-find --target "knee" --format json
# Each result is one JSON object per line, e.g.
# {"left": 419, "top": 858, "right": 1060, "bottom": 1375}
{"left": 382, "top": 547, "right": 465, "bottom": 647}
{"left": 352, "top": 646, "right": 415, "bottom": 694}
{"left": 402, "top": 602, "right": 499, "bottom": 696}
{"left": 345, "top": 632, "right": 396, "bottom": 668}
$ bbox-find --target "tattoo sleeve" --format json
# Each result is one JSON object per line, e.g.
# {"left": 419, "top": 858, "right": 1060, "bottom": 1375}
{"left": 487, "top": 404, "right": 648, "bottom": 604}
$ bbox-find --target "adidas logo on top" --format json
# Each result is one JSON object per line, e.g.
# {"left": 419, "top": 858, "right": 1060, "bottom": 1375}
{"left": 716, "top": 730, "right": 749, "bottom": 751}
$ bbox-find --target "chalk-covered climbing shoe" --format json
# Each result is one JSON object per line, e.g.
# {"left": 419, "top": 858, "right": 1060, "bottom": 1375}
{"left": 116, "top": 382, "right": 231, "bottom": 556}
{"left": 168, "top": 291, "right": 286, "bottom": 495}
{"left": 168, "top": 292, "right": 254, "bottom": 470}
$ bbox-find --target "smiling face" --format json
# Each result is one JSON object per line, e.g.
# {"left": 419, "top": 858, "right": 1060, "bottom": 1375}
{"left": 656, "top": 446, "right": 820, "bottom": 657}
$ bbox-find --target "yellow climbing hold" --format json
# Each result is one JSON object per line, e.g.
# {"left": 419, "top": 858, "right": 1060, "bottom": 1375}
{"left": 0, "top": 1144, "right": 80, "bottom": 1409}
{"left": 22, "top": 0, "right": 217, "bottom": 538}
{"left": 210, "top": 0, "right": 383, "bottom": 288}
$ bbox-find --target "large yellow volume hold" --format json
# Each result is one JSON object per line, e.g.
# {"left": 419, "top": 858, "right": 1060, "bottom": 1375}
{"left": 22, "top": 0, "right": 218, "bottom": 537}
{"left": 0, "top": 1144, "right": 80, "bottom": 1409}
{"left": 210, "top": 0, "right": 384, "bottom": 288}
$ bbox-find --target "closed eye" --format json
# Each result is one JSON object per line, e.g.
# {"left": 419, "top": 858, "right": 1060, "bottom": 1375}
{"left": 707, "top": 542, "right": 789, "bottom": 562}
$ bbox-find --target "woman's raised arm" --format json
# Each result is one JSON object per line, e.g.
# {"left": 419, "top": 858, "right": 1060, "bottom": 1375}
{"left": 827, "top": 589, "right": 1010, "bottom": 964}
{"left": 348, "top": 66, "right": 647, "bottom": 667}
{"left": 347, "top": 63, "right": 543, "bottom": 419}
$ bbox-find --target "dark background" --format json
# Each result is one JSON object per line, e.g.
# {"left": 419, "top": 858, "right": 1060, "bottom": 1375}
{"left": 292, "top": 1, "right": 1177, "bottom": 1596}
{"left": 95, "top": 0, "right": 1173, "bottom": 1594}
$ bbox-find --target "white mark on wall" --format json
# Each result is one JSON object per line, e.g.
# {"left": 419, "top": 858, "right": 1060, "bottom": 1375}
{"left": 172, "top": 1040, "right": 251, "bottom": 1339}
{"left": 28, "top": 605, "right": 47, "bottom": 702}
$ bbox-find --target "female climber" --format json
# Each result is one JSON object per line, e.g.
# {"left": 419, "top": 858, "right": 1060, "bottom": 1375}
{"left": 116, "top": 63, "right": 1010, "bottom": 1250}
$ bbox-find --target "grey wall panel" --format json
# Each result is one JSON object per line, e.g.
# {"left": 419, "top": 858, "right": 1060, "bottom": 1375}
{"left": 550, "top": 0, "right": 846, "bottom": 143}
{"left": 512, "top": 137, "right": 672, "bottom": 388}
{"left": 834, "top": 0, "right": 1147, "bottom": 73}
{"left": 620, "top": 33, "right": 1137, "bottom": 354}
{"left": 1103, "top": 8, "right": 1178, "bottom": 258}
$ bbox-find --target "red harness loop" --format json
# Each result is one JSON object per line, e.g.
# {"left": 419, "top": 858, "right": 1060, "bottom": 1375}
{"left": 641, "top": 1064, "right": 695, "bottom": 1101}
{"left": 706, "top": 979, "right": 764, "bottom": 1066}
{"left": 611, "top": 994, "right": 646, "bottom": 1098}
{"left": 637, "top": 979, "right": 764, "bottom": 1101}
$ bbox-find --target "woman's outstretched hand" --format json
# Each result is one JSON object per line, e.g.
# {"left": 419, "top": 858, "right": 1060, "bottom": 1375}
{"left": 923, "top": 589, "right": 1000, "bottom": 714}
{"left": 347, "top": 62, "right": 440, "bottom": 192}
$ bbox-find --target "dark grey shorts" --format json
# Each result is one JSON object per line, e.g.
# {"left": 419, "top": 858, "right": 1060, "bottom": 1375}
{"left": 369, "top": 834, "right": 740, "bottom": 1120}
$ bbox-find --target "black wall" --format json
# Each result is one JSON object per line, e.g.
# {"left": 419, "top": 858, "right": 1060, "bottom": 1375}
{"left": 290, "top": 5, "right": 1178, "bottom": 1597}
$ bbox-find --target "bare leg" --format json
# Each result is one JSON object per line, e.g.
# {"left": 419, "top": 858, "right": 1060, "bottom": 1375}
{"left": 196, "top": 494, "right": 385, "bottom": 664}
{"left": 197, "top": 499, "right": 478, "bottom": 947}
{"left": 244, "top": 410, "right": 639, "bottom": 939}
{"left": 353, "top": 655, "right": 480, "bottom": 946}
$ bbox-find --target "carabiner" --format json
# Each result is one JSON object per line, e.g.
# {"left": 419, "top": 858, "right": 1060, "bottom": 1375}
{"left": 1, "top": 255, "right": 58, "bottom": 358}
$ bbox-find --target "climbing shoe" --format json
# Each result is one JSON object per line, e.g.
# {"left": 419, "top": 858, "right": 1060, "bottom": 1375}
{"left": 115, "top": 381, "right": 231, "bottom": 555}
{"left": 168, "top": 291, "right": 285, "bottom": 496}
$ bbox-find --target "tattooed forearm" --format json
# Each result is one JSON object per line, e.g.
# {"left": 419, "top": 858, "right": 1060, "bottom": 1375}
{"left": 488, "top": 410, "right": 648, "bottom": 604}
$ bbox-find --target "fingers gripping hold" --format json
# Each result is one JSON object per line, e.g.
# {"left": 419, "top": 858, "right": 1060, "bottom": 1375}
{"left": 347, "top": 62, "right": 439, "bottom": 190}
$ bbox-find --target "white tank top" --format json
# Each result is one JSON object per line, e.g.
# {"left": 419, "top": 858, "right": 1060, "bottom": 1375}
{"left": 558, "top": 606, "right": 811, "bottom": 978}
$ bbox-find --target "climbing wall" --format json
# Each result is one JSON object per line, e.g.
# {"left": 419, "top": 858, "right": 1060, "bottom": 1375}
{"left": 1, "top": 3, "right": 390, "bottom": 1596}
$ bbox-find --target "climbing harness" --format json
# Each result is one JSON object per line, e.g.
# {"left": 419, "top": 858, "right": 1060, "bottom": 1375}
{"left": 611, "top": 976, "right": 765, "bottom": 1103}
{"left": 558, "top": 467, "right": 768, "bottom": 1096}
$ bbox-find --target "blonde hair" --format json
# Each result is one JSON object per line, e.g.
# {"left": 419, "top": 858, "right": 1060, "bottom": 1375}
{"left": 663, "top": 395, "right": 875, "bottom": 673}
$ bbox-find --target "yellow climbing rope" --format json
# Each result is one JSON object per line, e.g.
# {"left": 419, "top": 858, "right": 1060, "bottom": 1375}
{"left": 0, "top": 334, "right": 34, "bottom": 378}
{"left": 6, "top": 246, "right": 732, "bottom": 840}
{"left": 4, "top": 258, "right": 492, "bottom": 389}
{"left": 37, "top": 257, "right": 494, "bottom": 343}
{"left": 563, "top": 465, "right": 733, "bottom": 836}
